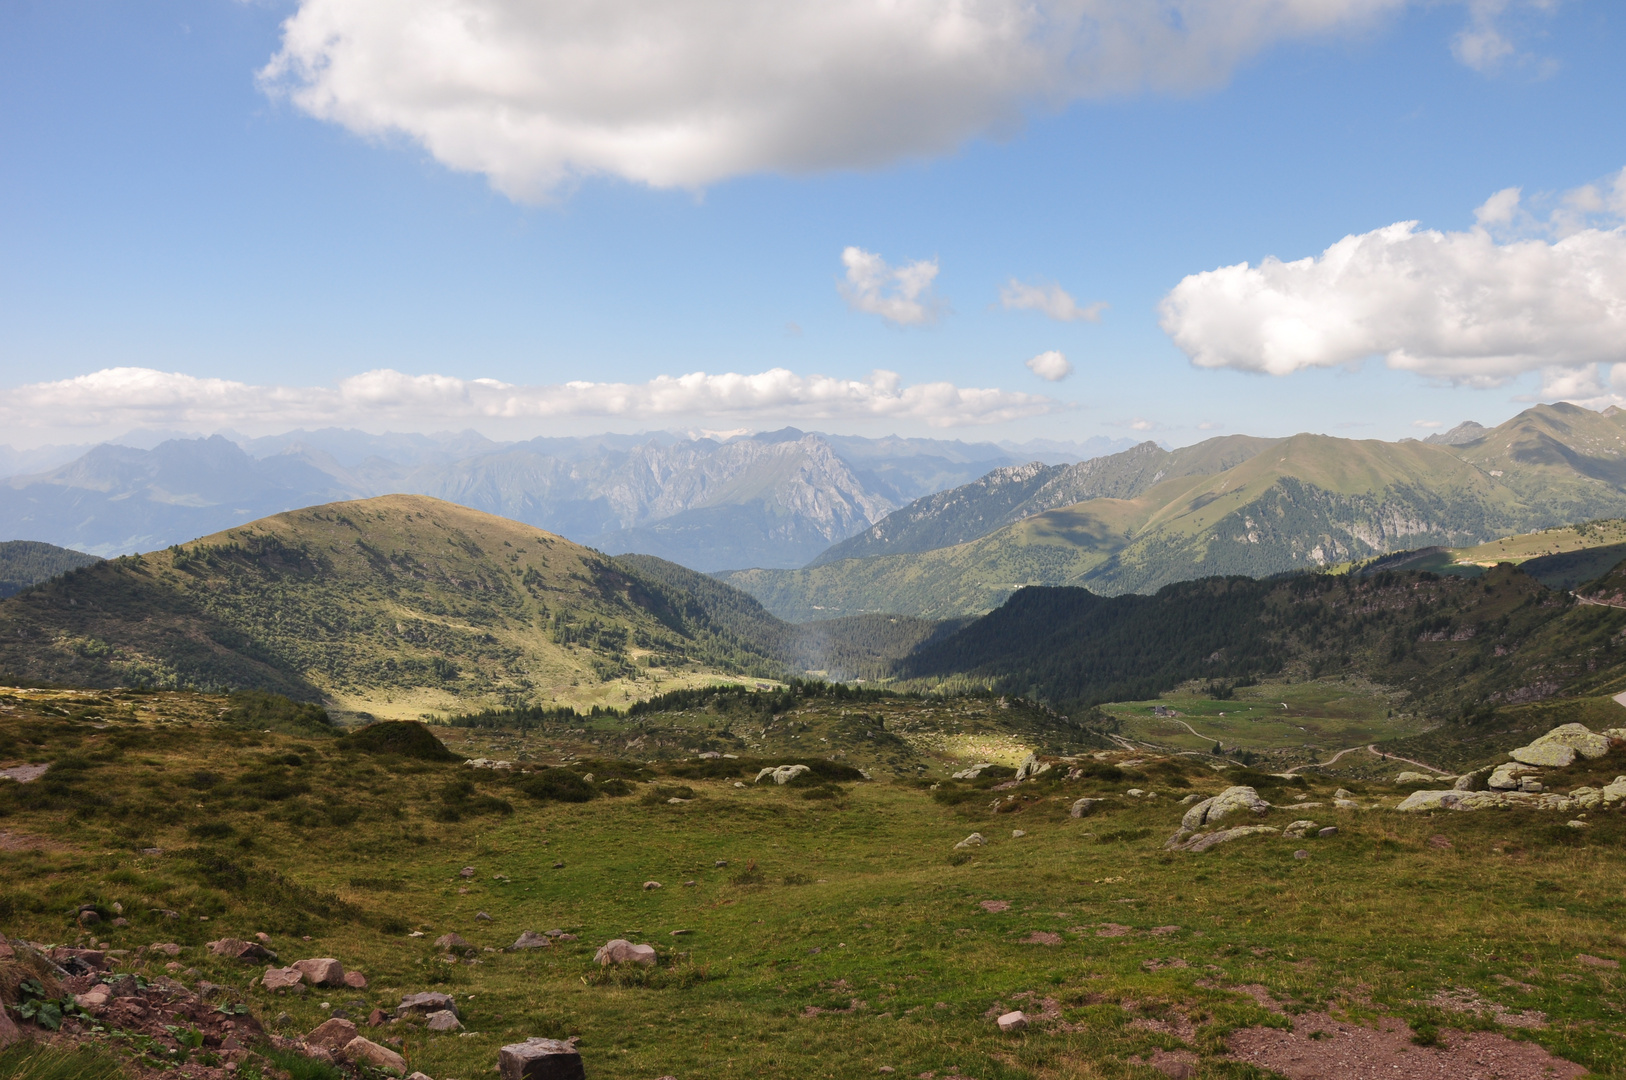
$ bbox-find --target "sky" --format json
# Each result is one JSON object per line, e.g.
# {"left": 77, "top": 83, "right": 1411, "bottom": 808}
{"left": 1, "top": 0, "right": 1623, "bottom": 450}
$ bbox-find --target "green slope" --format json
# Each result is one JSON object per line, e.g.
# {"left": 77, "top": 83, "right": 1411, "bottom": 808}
{"left": 0, "top": 495, "right": 789, "bottom": 717}
{"left": 728, "top": 405, "right": 1626, "bottom": 621}
{"left": 0, "top": 540, "right": 100, "bottom": 599}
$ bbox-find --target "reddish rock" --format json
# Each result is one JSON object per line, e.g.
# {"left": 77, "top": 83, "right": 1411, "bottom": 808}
{"left": 368, "top": 1008, "right": 388, "bottom": 1027}
{"left": 207, "top": 938, "right": 271, "bottom": 962}
{"left": 262, "top": 966, "right": 304, "bottom": 990}
{"left": 398, "top": 991, "right": 458, "bottom": 1018}
{"left": 343, "top": 970, "right": 368, "bottom": 988}
{"left": 292, "top": 958, "right": 346, "bottom": 986}
{"left": 435, "top": 933, "right": 471, "bottom": 951}
{"left": 150, "top": 942, "right": 182, "bottom": 957}
{"left": 306, "top": 1018, "right": 359, "bottom": 1051}
{"left": 997, "top": 1010, "right": 1028, "bottom": 1033}
{"left": 344, "top": 1035, "right": 408, "bottom": 1074}
{"left": 593, "top": 939, "right": 656, "bottom": 966}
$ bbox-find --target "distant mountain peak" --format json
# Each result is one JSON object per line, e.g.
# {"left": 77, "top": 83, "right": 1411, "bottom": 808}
{"left": 1424, "top": 421, "right": 1489, "bottom": 446}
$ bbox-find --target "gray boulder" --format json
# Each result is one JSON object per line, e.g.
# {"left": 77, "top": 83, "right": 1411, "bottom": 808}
{"left": 398, "top": 991, "right": 458, "bottom": 1018}
{"left": 1176, "top": 826, "right": 1279, "bottom": 853}
{"left": 1180, "top": 786, "right": 1269, "bottom": 830}
{"left": 594, "top": 939, "right": 656, "bottom": 966}
{"left": 954, "top": 832, "right": 986, "bottom": 849}
{"left": 1068, "top": 798, "right": 1101, "bottom": 818}
{"left": 512, "top": 931, "right": 551, "bottom": 950}
{"left": 426, "top": 1010, "right": 463, "bottom": 1032}
{"left": 499, "top": 1037, "right": 585, "bottom": 1080}
{"left": 754, "top": 764, "right": 811, "bottom": 785}
{"left": 1282, "top": 820, "right": 1318, "bottom": 839}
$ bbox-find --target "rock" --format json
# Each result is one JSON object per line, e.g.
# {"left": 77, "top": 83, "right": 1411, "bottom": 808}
{"left": 1488, "top": 762, "right": 1540, "bottom": 790}
{"left": 343, "top": 970, "right": 368, "bottom": 989}
{"left": 1069, "top": 798, "right": 1101, "bottom": 818}
{"left": 151, "top": 942, "right": 183, "bottom": 957}
{"left": 1282, "top": 820, "right": 1318, "bottom": 839}
{"left": 459, "top": 866, "right": 476, "bottom": 878}
{"left": 1179, "top": 793, "right": 1203, "bottom": 805}
{"left": 1530, "top": 723, "right": 1612, "bottom": 760}
{"left": 293, "top": 958, "right": 346, "bottom": 987}
{"left": 306, "top": 1018, "right": 359, "bottom": 1051}
{"left": 435, "top": 933, "right": 471, "bottom": 951}
{"left": 1566, "top": 819, "right": 1588, "bottom": 829}
{"left": 954, "top": 832, "right": 986, "bottom": 849}
{"left": 1126, "top": 788, "right": 1146, "bottom": 797}
{"left": 1394, "top": 771, "right": 1434, "bottom": 785}
{"left": 1333, "top": 799, "right": 1361, "bottom": 810}
{"left": 997, "top": 1010, "right": 1028, "bottom": 1032}
{"left": 208, "top": 938, "right": 272, "bottom": 962}
{"left": 643, "top": 880, "right": 662, "bottom": 890}
{"left": 1293, "top": 850, "right": 1310, "bottom": 859}
{"left": 1510, "top": 742, "right": 1576, "bottom": 767}
{"left": 1317, "top": 827, "right": 1339, "bottom": 838}
{"left": 1334, "top": 789, "right": 1354, "bottom": 799}
{"left": 78, "top": 910, "right": 101, "bottom": 926}
{"left": 74, "top": 985, "right": 111, "bottom": 1011}
{"left": 426, "top": 1009, "right": 463, "bottom": 1032}
{"left": 407, "top": 1074, "right": 434, "bottom": 1080}
{"left": 594, "top": 939, "right": 656, "bottom": 966}
{"left": 262, "top": 967, "right": 304, "bottom": 990}
{"left": 1396, "top": 790, "right": 1460, "bottom": 812}
{"left": 1010, "top": 829, "right": 1026, "bottom": 839}
{"left": 754, "top": 764, "right": 811, "bottom": 785}
{"left": 0, "top": 1000, "right": 21, "bottom": 1048}
{"left": 477, "top": 911, "right": 493, "bottom": 921}
{"left": 343, "top": 1035, "right": 407, "bottom": 1075}
{"left": 512, "top": 931, "right": 551, "bottom": 950}
{"left": 398, "top": 991, "right": 459, "bottom": 1018}
{"left": 498, "top": 1037, "right": 585, "bottom": 1080}
{"left": 952, "top": 763, "right": 995, "bottom": 779}
{"left": 1180, "top": 786, "right": 1269, "bottom": 830}
{"left": 1176, "top": 826, "right": 1280, "bottom": 853}
{"left": 1014, "top": 753, "right": 1050, "bottom": 780}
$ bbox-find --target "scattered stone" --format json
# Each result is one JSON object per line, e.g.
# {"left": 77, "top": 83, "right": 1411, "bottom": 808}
{"left": 1577, "top": 954, "right": 1620, "bottom": 969}
{"left": 714, "top": 860, "right": 728, "bottom": 867}
{"left": 1127, "top": 788, "right": 1145, "bottom": 797}
{"left": 1171, "top": 826, "right": 1280, "bottom": 853}
{"left": 499, "top": 1036, "right": 585, "bottom": 1080}
{"left": 1293, "top": 850, "right": 1309, "bottom": 860}
{"left": 476, "top": 911, "right": 493, "bottom": 921}
{"left": 552, "top": 861, "right": 564, "bottom": 869}
{"left": 755, "top": 764, "right": 811, "bottom": 785}
{"left": 1566, "top": 819, "right": 1589, "bottom": 829}
{"left": 1010, "top": 829, "right": 1026, "bottom": 839}
{"left": 207, "top": 938, "right": 272, "bottom": 962}
{"left": 398, "top": 991, "right": 459, "bottom": 1018}
{"left": 343, "top": 970, "right": 368, "bottom": 989}
{"left": 1334, "top": 789, "right": 1354, "bottom": 799}
{"left": 306, "top": 1017, "right": 359, "bottom": 1051}
{"left": 1427, "top": 835, "right": 1453, "bottom": 849}
{"left": 979, "top": 900, "right": 1010, "bottom": 913}
{"left": 435, "top": 933, "right": 471, "bottom": 951}
{"left": 512, "top": 931, "right": 551, "bottom": 950}
{"left": 369, "top": 1009, "right": 387, "bottom": 1027}
{"left": 407, "top": 1074, "right": 434, "bottom": 1080}
{"left": 150, "top": 942, "right": 182, "bottom": 957}
{"left": 643, "top": 880, "right": 662, "bottom": 890}
{"left": 1489, "top": 762, "right": 1542, "bottom": 790}
{"left": 293, "top": 958, "right": 346, "bottom": 986}
{"left": 953, "top": 833, "right": 986, "bottom": 850}
{"left": 343, "top": 1035, "right": 407, "bottom": 1075}
{"left": 459, "top": 866, "right": 476, "bottom": 878}
{"left": 1069, "top": 798, "right": 1101, "bottom": 818}
{"left": 1180, "top": 787, "right": 1270, "bottom": 830}
{"left": 1179, "top": 793, "right": 1203, "bottom": 805}
{"left": 996, "top": 1010, "right": 1028, "bottom": 1033}
{"left": 1281, "top": 820, "right": 1318, "bottom": 839}
{"left": 594, "top": 939, "right": 657, "bottom": 966}
{"left": 426, "top": 1009, "right": 463, "bottom": 1032}
{"left": 1317, "top": 827, "right": 1338, "bottom": 838}
{"left": 262, "top": 966, "right": 304, "bottom": 991}
{"left": 1394, "top": 771, "right": 1434, "bottom": 785}
{"left": 952, "top": 763, "right": 995, "bottom": 779}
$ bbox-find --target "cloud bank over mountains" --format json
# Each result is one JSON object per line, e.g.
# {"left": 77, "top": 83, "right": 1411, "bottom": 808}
{"left": 0, "top": 366, "right": 1065, "bottom": 444}
{"left": 1158, "top": 169, "right": 1626, "bottom": 403}
{"left": 257, "top": 0, "right": 1472, "bottom": 200}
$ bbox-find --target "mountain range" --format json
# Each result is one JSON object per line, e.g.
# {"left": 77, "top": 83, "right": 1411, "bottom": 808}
{"left": 0, "top": 428, "right": 1126, "bottom": 568}
{"left": 722, "top": 403, "right": 1626, "bottom": 620}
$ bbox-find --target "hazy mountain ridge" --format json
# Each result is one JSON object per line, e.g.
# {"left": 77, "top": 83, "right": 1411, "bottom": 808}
{"left": 0, "top": 427, "right": 1111, "bottom": 566}
{"left": 724, "top": 405, "right": 1626, "bottom": 621}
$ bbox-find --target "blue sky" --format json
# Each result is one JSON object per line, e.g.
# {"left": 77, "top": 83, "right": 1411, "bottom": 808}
{"left": 1, "top": 0, "right": 1623, "bottom": 449}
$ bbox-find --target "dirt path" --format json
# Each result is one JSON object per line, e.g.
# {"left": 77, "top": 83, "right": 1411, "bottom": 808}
{"left": 1286, "top": 743, "right": 1450, "bottom": 776}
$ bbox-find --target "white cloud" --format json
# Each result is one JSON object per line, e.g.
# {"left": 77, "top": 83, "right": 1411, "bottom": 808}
{"left": 1000, "top": 279, "right": 1107, "bottom": 322}
{"left": 1025, "top": 350, "right": 1074, "bottom": 381}
{"left": 0, "top": 367, "right": 1063, "bottom": 440}
{"left": 1412, "top": 419, "right": 1443, "bottom": 428}
{"left": 1130, "top": 418, "right": 1154, "bottom": 431}
{"left": 839, "top": 247, "right": 942, "bottom": 327}
{"left": 258, "top": 0, "right": 1422, "bottom": 199}
{"left": 1451, "top": 0, "right": 1559, "bottom": 75}
{"left": 1158, "top": 170, "right": 1626, "bottom": 393}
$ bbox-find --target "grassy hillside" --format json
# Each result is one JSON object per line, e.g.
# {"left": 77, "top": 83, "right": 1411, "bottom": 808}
{"left": 0, "top": 540, "right": 100, "bottom": 599}
{"left": 3, "top": 685, "right": 1626, "bottom": 1079}
{"left": 0, "top": 495, "right": 794, "bottom": 719}
{"left": 729, "top": 406, "right": 1626, "bottom": 620}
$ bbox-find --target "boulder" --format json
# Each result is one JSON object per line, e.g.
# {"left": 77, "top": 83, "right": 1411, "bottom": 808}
{"left": 1393, "top": 771, "right": 1434, "bottom": 785}
{"left": 343, "top": 1036, "right": 407, "bottom": 1075}
{"left": 1530, "top": 723, "right": 1611, "bottom": 760}
{"left": 1317, "top": 827, "right": 1338, "bottom": 838}
{"left": 1282, "top": 820, "right": 1318, "bottom": 839}
{"left": 426, "top": 1010, "right": 463, "bottom": 1032}
{"left": 952, "top": 763, "right": 995, "bottom": 780}
{"left": 150, "top": 942, "right": 183, "bottom": 957}
{"left": 262, "top": 967, "right": 304, "bottom": 990}
{"left": 306, "top": 1018, "right": 359, "bottom": 1051}
{"left": 996, "top": 1010, "right": 1028, "bottom": 1033}
{"left": 1069, "top": 798, "right": 1101, "bottom": 818}
{"left": 1602, "top": 777, "right": 1626, "bottom": 804}
{"left": 1509, "top": 742, "right": 1576, "bottom": 768}
{"left": 343, "top": 970, "right": 368, "bottom": 989}
{"left": 594, "top": 939, "right": 656, "bottom": 966}
{"left": 207, "top": 938, "right": 272, "bottom": 962}
{"left": 1333, "top": 789, "right": 1354, "bottom": 799}
{"left": 953, "top": 833, "right": 986, "bottom": 849}
{"left": 1180, "top": 826, "right": 1280, "bottom": 853}
{"left": 434, "top": 933, "right": 471, "bottom": 951}
{"left": 512, "top": 931, "right": 551, "bottom": 950}
{"left": 754, "top": 764, "right": 811, "bottom": 785}
{"left": 1489, "top": 763, "right": 1540, "bottom": 790}
{"left": 293, "top": 958, "right": 346, "bottom": 987}
{"left": 1180, "top": 787, "right": 1269, "bottom": 830}
{"left": 398, "top": 991, "right": 458, "bottom": 1018}
{"left": 1014, "top": 753, "right": 1050, "bottom": 780}
{"left": 0, "top": 1000, "right": 21, "bottom": 1048}
{"left": 499, "top": 1037, "right": 585, "bottom": 1080}
{"left": 1396, "top": 790, "right": 1460, "bottom": 812}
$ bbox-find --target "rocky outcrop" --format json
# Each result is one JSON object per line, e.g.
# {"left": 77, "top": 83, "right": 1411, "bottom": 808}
{"left": 1180, "top": 787, "right": 1270, "bottom": 830}
{"left": 1170, "top": 826, "right": 1280, "bottom": 853}
{"left": 755, "top": 764, "right": 811, "bottom": 785}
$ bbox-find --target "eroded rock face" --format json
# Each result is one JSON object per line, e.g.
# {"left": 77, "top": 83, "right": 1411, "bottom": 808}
{"left": 499, "top": 1037, "right": 585, "bottom": 1080}
{"left": 1180, "top": 787, "right": 1270, "bottom": 830}
{"left": 593, "top": 939, "right": 656, "bottom": 966}
{"left": 754, "top": 764, "right": 811, "bottom": 785}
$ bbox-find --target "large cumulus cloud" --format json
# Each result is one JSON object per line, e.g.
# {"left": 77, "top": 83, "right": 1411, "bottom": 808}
{"left": 259, "top": 0, "right": 1416, "bottom": 199}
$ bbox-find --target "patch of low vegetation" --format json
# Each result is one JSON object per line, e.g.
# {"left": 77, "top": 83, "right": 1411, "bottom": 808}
{"left": 338, "top": 719, "right": 457, "bottom": 760}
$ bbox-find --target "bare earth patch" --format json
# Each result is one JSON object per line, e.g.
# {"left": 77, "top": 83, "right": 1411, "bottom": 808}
{"left": 0, "top": 829, "right": 72, "bottom": 852}
{"left": 1431, "top": 986, "right": 1548, "bottom": 1028}
{"left": 979, "top": 900, "right": 1010, "bottom": 913}
{"left": 1227, "top": 1012, "right": 1586, "bottom": 1079}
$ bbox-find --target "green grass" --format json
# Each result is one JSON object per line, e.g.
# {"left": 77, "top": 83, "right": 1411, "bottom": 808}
{"left": 4, "top": 688, "right": 1626, "bottom": 1078}
{"left": 0, "top": 1043, "right": 127, "bottom": 1080}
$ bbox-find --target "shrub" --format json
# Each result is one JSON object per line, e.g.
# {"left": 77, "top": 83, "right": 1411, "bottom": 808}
{"left": 221, "top": 691, "right": 331, "bottom": 735}
{"left": 517, "top": 768, "right": 596, "bottom": 803}
{"left": 338, "top": 721, "right": 458, "bottom": 761}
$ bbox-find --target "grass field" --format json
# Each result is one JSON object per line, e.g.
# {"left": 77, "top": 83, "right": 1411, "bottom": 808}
{"left": 4, "top": 687, "right": 1626, "bottom": 1078}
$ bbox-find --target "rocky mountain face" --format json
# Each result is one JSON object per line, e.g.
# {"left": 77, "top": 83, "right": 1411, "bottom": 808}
{"left": 1, "top": 428, "right": 1088, "bottom": 566}
{"left": 724, "top": 404, "right": 1626, "bottom": 620}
